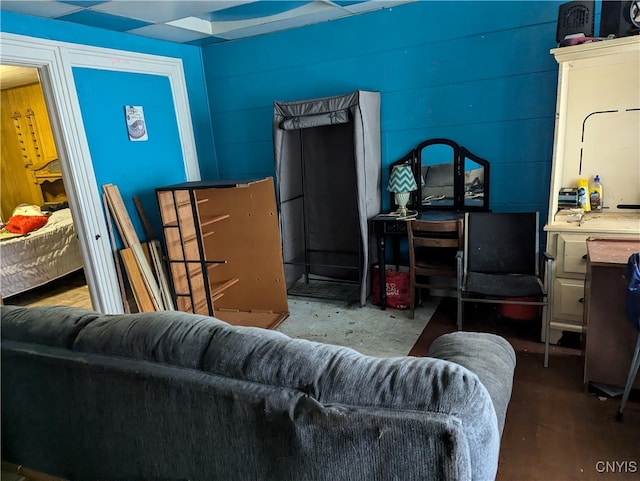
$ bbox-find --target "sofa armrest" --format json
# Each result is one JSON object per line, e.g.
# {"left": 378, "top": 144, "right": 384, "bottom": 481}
{"left": 428, "top": 331, "right": 516, "bottom": 437}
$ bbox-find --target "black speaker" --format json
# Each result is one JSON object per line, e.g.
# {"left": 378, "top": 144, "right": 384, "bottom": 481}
{"left": 600, "top": 1, "right": 640, "bottom": 38}
{"left": 556, "top": 1, "right": 595, "bottom": 43}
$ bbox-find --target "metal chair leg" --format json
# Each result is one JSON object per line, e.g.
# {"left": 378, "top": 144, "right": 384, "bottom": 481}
{"left": 456, "top": 251, "right": 463, "bottom": 330}
{"left": 617, "top": 332, "right": 640, "bottom": 421}
{"left": 544, "top": 303, "right": 552, "bottom": 368}
{"left": 409, "top": 283, "right": 416, "bottom": 320}
{"left": 544, "top": 255, "right": 554, "bottom": 368}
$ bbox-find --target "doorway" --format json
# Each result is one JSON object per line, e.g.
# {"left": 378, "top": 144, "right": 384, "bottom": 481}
{"left": 0, "top": 31, "right": 201, "bottom": 314}
{"left": 0, "top": 64, "right": 91, "bottom": 309}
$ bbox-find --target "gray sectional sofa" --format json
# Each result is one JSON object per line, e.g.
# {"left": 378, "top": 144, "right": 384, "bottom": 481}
{"left": 1, "top": 305, "right": 516, "bottom": 481}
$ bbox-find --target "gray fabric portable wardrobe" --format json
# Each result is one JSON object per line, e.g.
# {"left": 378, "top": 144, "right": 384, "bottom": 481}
{"left": 273, "top": 90, "right": 381, "bottom": 306}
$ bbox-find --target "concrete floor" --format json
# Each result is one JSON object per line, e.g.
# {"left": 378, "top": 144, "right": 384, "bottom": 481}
{"left": 276, "top": 295, "right": 440, "bottom": 357}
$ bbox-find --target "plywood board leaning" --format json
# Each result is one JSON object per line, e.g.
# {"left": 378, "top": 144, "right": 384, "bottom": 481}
{"left": 195, "top": 178, "right": 288, "bottom": 314}
{"left": 148, "top": 239, "right": 175, "bottom": 310}
{"left": 102, "top": 193, "right": 130, "bottom": 313}
{"left": 120, "top": 246, "right": 155, "bottom": 312}
{"left": 134, "top": 195, "right": 175, "bottom": 310}
{"left": 103, "top": 184, "right": 164, "bottom": 310}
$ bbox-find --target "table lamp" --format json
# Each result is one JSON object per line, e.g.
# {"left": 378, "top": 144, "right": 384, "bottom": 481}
{"left": 387, "top": 164, "right": 418, "bottom": 216}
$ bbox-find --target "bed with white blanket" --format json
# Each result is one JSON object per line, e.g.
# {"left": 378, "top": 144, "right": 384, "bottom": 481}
{"left": 0, "top": 208, "right": 84, "bottom": 299}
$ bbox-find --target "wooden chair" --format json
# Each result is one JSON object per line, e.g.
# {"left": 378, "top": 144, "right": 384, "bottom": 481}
{"left": 408, "top": 218, "right": 463, "bottom": 319}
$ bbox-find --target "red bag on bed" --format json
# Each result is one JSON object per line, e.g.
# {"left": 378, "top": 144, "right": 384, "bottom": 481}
{"left": 4, "top": 214, "right": 48, "bottom": 235}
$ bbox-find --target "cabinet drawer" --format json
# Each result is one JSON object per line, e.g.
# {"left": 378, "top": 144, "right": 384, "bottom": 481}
{"left": 557, "top": 233, "right": 589, "bottom": 278}
{"left": 552, "top": 277, "right": 585, "bottom": 322}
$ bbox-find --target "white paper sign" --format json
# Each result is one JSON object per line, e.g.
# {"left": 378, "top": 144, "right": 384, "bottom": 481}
{"left": 125, "top": 105, "right": 148, "bottom": 141}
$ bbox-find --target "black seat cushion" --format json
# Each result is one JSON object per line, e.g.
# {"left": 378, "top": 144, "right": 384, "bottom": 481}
{"left": 464, "top": 272, "right": 544, "bottom": 298}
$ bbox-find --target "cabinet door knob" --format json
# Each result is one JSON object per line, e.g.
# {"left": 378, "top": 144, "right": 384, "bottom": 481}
{"left": 578, "top": 297, "right": 584, "bottom": 303}
{"left": 582, "top": 254, "right": 588, "bottom": 260}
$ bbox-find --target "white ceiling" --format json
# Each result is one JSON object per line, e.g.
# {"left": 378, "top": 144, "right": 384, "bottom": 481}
{"left": 0, "top": 66, "right": 41, "bottom": 90}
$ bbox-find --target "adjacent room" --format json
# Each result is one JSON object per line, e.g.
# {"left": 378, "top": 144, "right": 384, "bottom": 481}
{"left": 1, "top": 1, "right": 639, "bottom": 480}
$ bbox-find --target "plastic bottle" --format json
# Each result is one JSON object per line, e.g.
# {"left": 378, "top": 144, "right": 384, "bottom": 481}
{"left": 589, "top": 175, "right": 603, "bottom": 212}
{"left": 577, "top": 177, "right": 591, "bottom": 212}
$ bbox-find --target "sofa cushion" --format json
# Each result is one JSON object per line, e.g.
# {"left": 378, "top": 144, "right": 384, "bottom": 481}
{"left": 203, "top": 325, "right": 493, "bottom": 411}
{"left": 428, "top": 331, "right": 516, "bottom": 436}
{"left": 202, "top": 325, "right": 500, "bottom": 481}
{"left": 0, "top": 305, "right": 100, "bottom": 349}
{"left": 73, "top": 310, "right": 228, "bottom": 369}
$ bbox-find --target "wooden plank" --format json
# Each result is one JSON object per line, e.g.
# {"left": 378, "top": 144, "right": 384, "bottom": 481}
{"left": 120, "top": 247, "right": 155, "bottom": 312}
{"left": 131, "top": 242, "right": 164, "bottom": 310}
{"left": 102, "top": 183, "right": 164, "bottom": 310}
{"left": 133, "top": 195, "right": 156, "bottom": 240}
{"left": 133, "top": 195, "right": 175, "bottom": 310}
{"left": 102, "top": 193, "right": 130, "bottom": 313}
{"left": 103, "top": 183, "right": 139, "bottom": 248}
{"left": 215, "top": 310, "right": 288, "bottom": 330}
{"left": 149, "top": 239, "right": 175, "bottom": 310}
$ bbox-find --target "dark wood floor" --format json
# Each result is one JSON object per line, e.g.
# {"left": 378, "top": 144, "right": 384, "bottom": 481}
{"left": 411, "top": 298, "right": 640, "bottom": 481}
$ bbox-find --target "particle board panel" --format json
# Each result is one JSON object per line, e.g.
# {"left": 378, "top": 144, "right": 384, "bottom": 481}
{"left": 194, "top": 178, "right": 288, "bottom": 314}
{"left": 214, "top": 309, "right": 289, "bottom": 330}
{"left": 157, "top": 177, "right": 289, "bottom": 325}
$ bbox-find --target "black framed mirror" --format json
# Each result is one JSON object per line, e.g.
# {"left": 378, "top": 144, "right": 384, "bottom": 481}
{"left": 461, "top": 146, "right": 490, "bottom": 210}
{"left": 417, "top": 138, "right": 457, "bottom": 208}
{"left": 389, "top": 138, "right": 490, "bottom": 212}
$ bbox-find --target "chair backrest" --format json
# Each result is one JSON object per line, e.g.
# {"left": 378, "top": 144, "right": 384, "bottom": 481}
{"left": 408, "top": 219, "right": 464, "bottom": 250}
{"left": 464, "top": 212, "right": 539, "bottom": 275}
{"left": 408, "top": 219, "right": 463, "bottom": 284}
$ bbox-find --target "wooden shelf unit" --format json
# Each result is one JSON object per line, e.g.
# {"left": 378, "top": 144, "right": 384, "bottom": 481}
{"left": 156, "top": 177, "right": 289, "bottom": 329}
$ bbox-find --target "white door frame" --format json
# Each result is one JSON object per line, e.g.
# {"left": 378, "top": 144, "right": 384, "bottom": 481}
{"left": 1, "top": 32, "right": 201, "bottom": 313}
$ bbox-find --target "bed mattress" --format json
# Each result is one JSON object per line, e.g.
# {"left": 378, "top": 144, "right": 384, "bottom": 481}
{"left": 0, "top": 208, "right": 84, "bottom": 298}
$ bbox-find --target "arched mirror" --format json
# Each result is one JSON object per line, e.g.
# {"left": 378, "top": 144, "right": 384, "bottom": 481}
{"left": 418, "top": 139, "right": 456, "bottom": 208}
{"left": 389, "top": 139, "right": 490, "bottom": 212}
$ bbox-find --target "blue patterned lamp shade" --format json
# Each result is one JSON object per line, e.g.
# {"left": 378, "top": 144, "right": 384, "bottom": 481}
{"left": 387, "top": 164, "right": 418, "bottom": 193}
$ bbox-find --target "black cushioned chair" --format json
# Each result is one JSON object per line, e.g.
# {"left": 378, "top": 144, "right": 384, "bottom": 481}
{"left": 456, "top": 212, "right": 554, "bottom": 367}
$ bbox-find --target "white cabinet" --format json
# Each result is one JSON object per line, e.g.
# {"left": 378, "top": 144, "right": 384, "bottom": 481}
{"left": 556, "top": 233, "right": 589, "bottom": 278}
{"left": 544, "top": 36, "right": 640, "bottom": 344}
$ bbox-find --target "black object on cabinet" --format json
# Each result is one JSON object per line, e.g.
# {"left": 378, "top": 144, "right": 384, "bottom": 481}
{"left": 600, "top": 1, "right": 640, "bottom": 38}
{"left": 273, "top": 91, "right": 381, "bottom": 306}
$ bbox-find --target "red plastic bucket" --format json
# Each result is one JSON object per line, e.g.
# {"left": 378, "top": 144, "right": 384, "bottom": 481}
{"left": 498, "top": 297, "right": 540, "bottom": 320}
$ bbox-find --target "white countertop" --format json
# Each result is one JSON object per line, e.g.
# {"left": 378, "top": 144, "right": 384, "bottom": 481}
{"left": 545, "top": 211, "right": 640, "bottom": 235}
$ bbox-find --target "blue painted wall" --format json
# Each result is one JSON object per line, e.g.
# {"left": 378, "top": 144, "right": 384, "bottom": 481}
{"left": 201, "top": 1, "right": 565, "bottom": 217}
{"left": 73, "top": 68, "right": 185, "bottom": 242}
